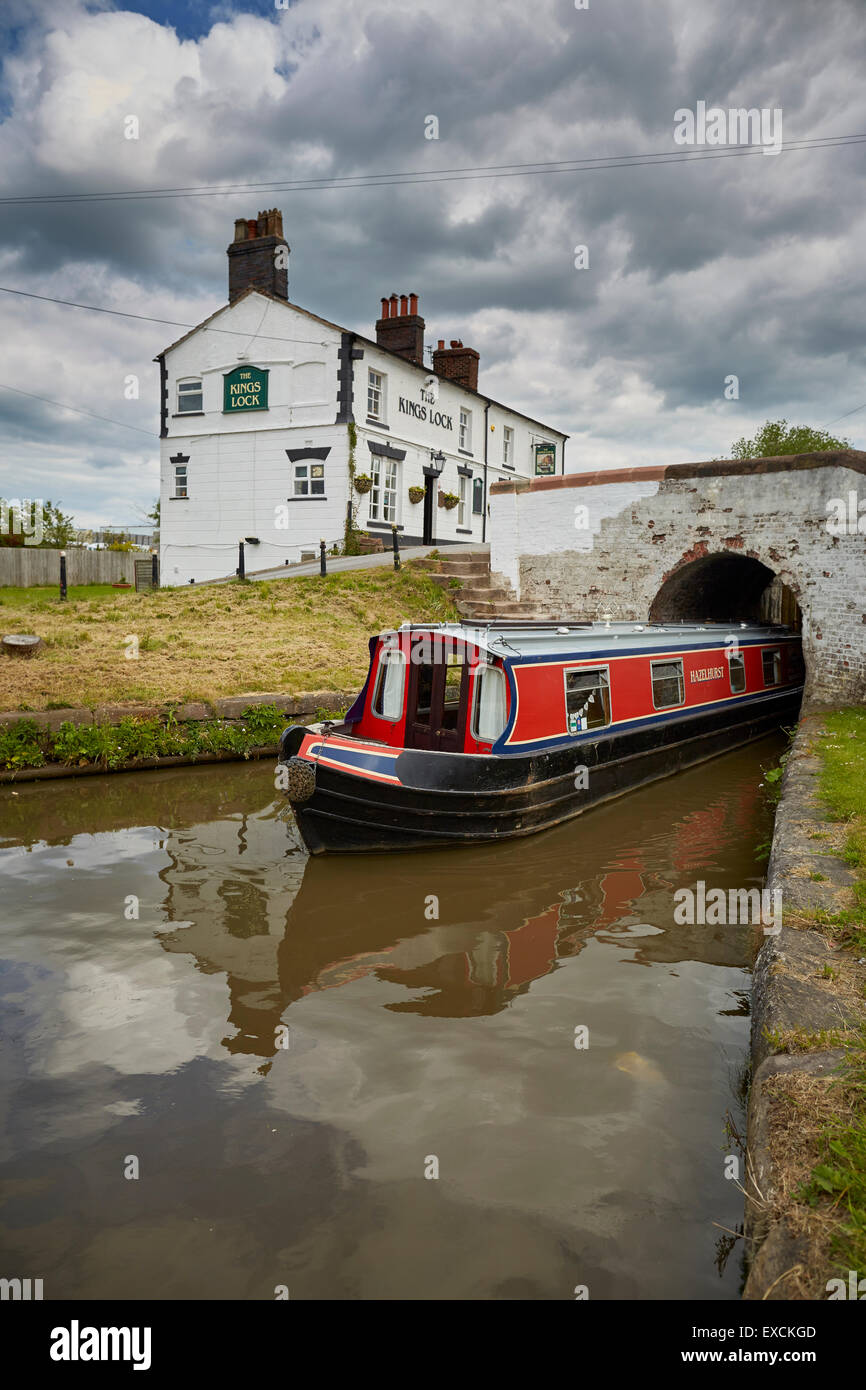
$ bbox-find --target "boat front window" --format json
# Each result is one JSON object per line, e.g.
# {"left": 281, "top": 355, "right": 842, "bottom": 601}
{"left": 372, "top": 649, "right": 407, "bottom": 721}
{"left": 651, "top": 658, "right": 684, "bottom": 709}
{"left": 441, "top": 652, "right": 465, "bottom": 731}
{"left": 565, "top": 667, "right": 611, "bottom": 733}
{"left": 762, "top": 648, "right": 781, "bottom": 686}
{"left": 472, "top": 664, "right": 507, "bottom": 742}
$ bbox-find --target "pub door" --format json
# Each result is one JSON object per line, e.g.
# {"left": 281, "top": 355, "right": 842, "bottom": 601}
{"left": 405, "top": 640, "right": 470, "bottom": 752}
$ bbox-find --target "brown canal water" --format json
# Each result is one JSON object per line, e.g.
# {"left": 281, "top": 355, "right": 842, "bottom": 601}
{"left": 0, "top": 735, "right": 784, "bottom": 1300}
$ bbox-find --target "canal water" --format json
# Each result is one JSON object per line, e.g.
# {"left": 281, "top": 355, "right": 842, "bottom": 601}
{"left": 0, "top": 735, "right": 784, "bottom": 1300}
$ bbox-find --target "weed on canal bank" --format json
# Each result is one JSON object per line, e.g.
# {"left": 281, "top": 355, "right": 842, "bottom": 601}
{"left": 759, "top": 709, "right": 866, "bottom": 1291}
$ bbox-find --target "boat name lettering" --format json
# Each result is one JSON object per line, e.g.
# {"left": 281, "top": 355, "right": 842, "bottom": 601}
{"left": 690, "top": 666, "right": 724, "bottom": 682}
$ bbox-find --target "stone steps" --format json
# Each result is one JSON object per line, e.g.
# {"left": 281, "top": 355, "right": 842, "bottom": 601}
{"left": 415, "top": 550, "right": 542, "bottom": 621}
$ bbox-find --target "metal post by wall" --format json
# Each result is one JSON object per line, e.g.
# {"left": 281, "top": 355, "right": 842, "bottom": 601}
{"left": 59, "top": 550, "right": 67, "bottom": 601}
{"left": 392, "top": 525, "right": 401, "bottom": 571}
{"left": 237, "top": 540, "right": 245, "bottom": 581}
{"left": 320, "top": 540, "right": 327, "bottom": 576}
{"left": 151, "top": 549, "right": 159, "bottom": 590}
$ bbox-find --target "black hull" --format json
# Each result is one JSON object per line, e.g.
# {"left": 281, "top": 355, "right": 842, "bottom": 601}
{"left": 282, "top": 688, "right": 802, "bottom": 854}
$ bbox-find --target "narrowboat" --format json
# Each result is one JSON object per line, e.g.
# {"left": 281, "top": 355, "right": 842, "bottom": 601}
{"left": 278, "top": 620, "right": 804, "bottom": 854}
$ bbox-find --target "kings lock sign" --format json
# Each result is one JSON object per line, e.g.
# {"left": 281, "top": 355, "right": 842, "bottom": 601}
{"left": 223, "top": 366, "right": 269, "bottom": 412}
{"left": 398, "top": 396, "right": 453, "bottom": 431}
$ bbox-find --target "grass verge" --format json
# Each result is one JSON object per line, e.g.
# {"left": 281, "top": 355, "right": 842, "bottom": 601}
{"left": 0, "top": 567, "right": 456, "bottom": 711}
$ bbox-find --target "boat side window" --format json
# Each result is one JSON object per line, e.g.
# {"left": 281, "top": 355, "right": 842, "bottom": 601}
{"left": 651, "top": 658, "right": 684, "bottom": 709}
{"left": 565, "top": 667, "right": 611, "bottom": 733}
{"left": 762, "top": 648, "right": 781, "bottom": 686}
{"left": 472, "top": 664, "right": 507, "bottom": 742}
{"left": 372, "top": 649, "right": 407, "bottom": 721}
{"left": 728, "top": 652, "right": 746, "bottom": 693}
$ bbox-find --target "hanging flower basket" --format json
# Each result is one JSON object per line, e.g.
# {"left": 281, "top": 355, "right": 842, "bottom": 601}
{"left": 353, "top": 473, "right": 373, "bottom": 494}
{"left": 439, "top": 491, "right": 459, "bottom": 510}
{"left": 408, "top": 486, "right": 426, "bottom": 504}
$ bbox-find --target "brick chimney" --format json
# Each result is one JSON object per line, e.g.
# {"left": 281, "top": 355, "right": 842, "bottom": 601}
{"left": 227, "top": 209, "right": 289, "bottom": 303}
{"left": 432, "top": 338, "right": 480, "bottom": 393}
{"left": 375, "top": 292, "right": 425, "bottom": 366}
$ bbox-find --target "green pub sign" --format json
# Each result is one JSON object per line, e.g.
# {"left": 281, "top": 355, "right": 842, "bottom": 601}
{"left": 223, "top": 365, "right": 269, "bottom": 413}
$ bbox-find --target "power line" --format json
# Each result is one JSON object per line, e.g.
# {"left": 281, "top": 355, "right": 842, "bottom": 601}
{"left": 0, "top": 133, "right": 862, "bottom": 207}
{"left": 0, "top": 286, "right": 334, "bottom": 349}
{"left": 0, "top": 382, "right": 155, "bottom": 437}
{"left": 824, "top": 402, "right": 866, "bottom": 426}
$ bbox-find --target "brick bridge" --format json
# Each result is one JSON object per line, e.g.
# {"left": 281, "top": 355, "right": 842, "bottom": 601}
{"left": 477, "top": 449, "right": 866, "bottom": 706}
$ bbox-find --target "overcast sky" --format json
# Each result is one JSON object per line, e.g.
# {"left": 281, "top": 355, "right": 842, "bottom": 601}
{"left": 0, "top": 0, "right": 863, "bottom": 529}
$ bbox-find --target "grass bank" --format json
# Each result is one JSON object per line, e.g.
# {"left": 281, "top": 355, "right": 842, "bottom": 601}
{"left": 0, "top": 568, "right": 456, "bottom": 712}
{"left": 760, "top": 709, "right": 866, "bottom": 1291}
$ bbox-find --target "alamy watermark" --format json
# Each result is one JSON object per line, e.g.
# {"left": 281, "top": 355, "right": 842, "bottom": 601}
{"left": 0, "top": 498, "right": 44, "bottom": 545}
{"left": 674, "top": 101, "right": 782, "bottom": 155}
{"left": 674, "top": 880, "right": 782, "bottom": 935}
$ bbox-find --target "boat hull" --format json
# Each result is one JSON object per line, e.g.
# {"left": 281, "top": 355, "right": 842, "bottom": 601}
{"left": 279, "top": 686, "right": 802, "bottom": 854}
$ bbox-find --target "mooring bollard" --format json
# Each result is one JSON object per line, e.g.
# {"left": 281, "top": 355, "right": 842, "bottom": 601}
{"left": 59, "top": 549, "right": 67, "bottom": 601}
{"left": 392, "top": 525, "right": 401, "bottom": 571}
{"left": 320, "top": 539, "right": 327, "bottom": 576}
{"left": 237, "top": 540, "right": 245, "bottom": 581}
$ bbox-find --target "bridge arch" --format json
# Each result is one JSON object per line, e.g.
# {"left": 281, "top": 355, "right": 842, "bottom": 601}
{"left": 649, "top": 550, "right": 801, "bottom": 627}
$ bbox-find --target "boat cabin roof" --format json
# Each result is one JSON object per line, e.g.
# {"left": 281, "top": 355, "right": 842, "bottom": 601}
{"left": 379, "top": 620, "right": 797, "bottom": 660}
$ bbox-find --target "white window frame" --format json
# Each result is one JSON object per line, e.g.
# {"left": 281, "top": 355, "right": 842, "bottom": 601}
{"left": 563, "top": 664, "right": 612, "bottom": 734}
{"left": 762, "top": 648, "right": 782, "bottom": 687}
{"left": 367, "top": 368, "right": 385, "bottom": 422}
{"left": 728, "top": 652, "right": 747, "bottom": 694}
{"left": 650, "top": 658, "right": 685, "bottom": 710}
{"left": 174, "top": 464, "right": 188, "bottom": 499}
{"left": 372, "top": 648, "right": 407, "bottom": 722}
{"left": 176, "top": 378, "right": 203, "bottom": 414}
{"left": 459, "top": 407, "right": 472, "bottom": 453}
{"left": 369, "top": 455, "right": 398, "bottom": 523}
{"left": 471, "top": 663, "right": 507, "bottom": 743}
{"left": 293, "top": 462, "right": 325, "bottom": 497}
{"left": 503, "top": 425, "right": 514, "bottom": 468}
{"left": 458, "top": 475, "right": 469, "bottom": 526}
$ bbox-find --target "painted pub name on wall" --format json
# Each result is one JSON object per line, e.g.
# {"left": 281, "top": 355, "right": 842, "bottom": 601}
{"left": 223, "top": 366, "right": 269, "bottom": 412}
{"left": 397, "top": 397, "right": 453, "bottom": 430}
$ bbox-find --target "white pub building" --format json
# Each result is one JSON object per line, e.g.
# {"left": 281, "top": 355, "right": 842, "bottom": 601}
{"left": 156, "top": 210, "right": 568, "bottom": 585}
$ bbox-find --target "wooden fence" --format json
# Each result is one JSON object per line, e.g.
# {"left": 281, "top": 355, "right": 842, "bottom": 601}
{"left": 0, "top": 548, "right": 140, "bottom": 587}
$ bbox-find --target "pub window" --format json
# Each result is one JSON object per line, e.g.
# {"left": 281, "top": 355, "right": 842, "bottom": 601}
{"left": 458, "top": 475, "right": 469, "bottom": 527}
{"left": 503, "top": 426, "right": 514, "bottom": 468}
{"left": 762, "top": 648, "right": 781, "bottom": 686}
{"left": 369, "top": 455, "right": 398, "bottom": 522}
{"left": 565, "top": 667, "right": 611, "bottom": 733}
{"left": 367, "top": 369, "right": 385, "bottom": 421}
{"left": 372, "top": 648, "right": 406, "bottom": 721}
{"left": 177, "top": 378, "right": 203, "bottom": 413}
{"left": 651, "top": 658, "right": 684, "bottom": 710}
{"left": 472, "top": 664, "right": 507, "bottom": 742}
{"left": 472, "top": 476, "right": 484, "bottom": 514}
{"left": 728, "top": 653, "right": 746, "bottom": 693}
{"left": 174, "top": 464, "right": 188, "bottom": 499}
{"left": 459, "top": 408, "right": 472, "bottom": 452}
{"left": 293, "top": 462, "right": 325, "bottom": 497}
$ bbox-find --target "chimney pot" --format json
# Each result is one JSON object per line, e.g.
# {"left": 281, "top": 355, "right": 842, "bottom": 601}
{"left": 400, "top": 294, "right": 409, "bottom": 317}
{"left": 380, "top": 297, "right": 389, "bottom": 319}
{"left": 389, "top": 294, "right": 399, "bottom": 317}
{"left": 437, "top": 339, "right": 445, "bottom": 350}
{"left": 409, "top": 293, "right": 418, "bottom": 315}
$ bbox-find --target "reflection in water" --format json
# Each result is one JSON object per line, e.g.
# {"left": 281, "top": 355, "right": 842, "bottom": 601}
{"left": 0, "top": 737, "right": 783, "bottom": 1299}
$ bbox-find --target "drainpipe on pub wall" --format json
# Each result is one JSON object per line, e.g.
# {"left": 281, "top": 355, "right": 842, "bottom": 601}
{"left": 482, "top": 400, "right": 489, "bottom": 543}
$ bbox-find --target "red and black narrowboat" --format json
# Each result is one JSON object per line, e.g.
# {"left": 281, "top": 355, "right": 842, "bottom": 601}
{"left": 278, "top": 620, "right": 803, "bottom": 854}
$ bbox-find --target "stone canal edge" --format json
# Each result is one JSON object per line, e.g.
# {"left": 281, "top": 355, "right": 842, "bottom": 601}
{"left": 0, "top": 691, "right": 353, "bottom": 783}
{"left": 743, "top": 712, "right": 865, "bottom": 1299}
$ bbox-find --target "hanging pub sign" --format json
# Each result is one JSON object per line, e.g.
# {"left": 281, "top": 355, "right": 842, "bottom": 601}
{"left": 223, "top": 366, "right": 269, "bottom": 413}
{"left": 534, "top": 442, "right": 556, "bottom": 476}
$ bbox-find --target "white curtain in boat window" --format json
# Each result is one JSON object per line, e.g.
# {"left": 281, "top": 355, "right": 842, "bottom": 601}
{"left": 374, "top": 649, "right": 407, "bottom": 719}
{"left": 473, "top": 664, "right": 507, "bottom": 741}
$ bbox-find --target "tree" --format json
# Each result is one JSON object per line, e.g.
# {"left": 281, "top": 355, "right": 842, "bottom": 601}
{"left": 730, "top": 420, "right": 850, "bottom": 459}
{"left": 41, "top": 499, "right": 77, "bottom": 548}
{"left": 146, "top": 498, "right": 160, "bottom": 544}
